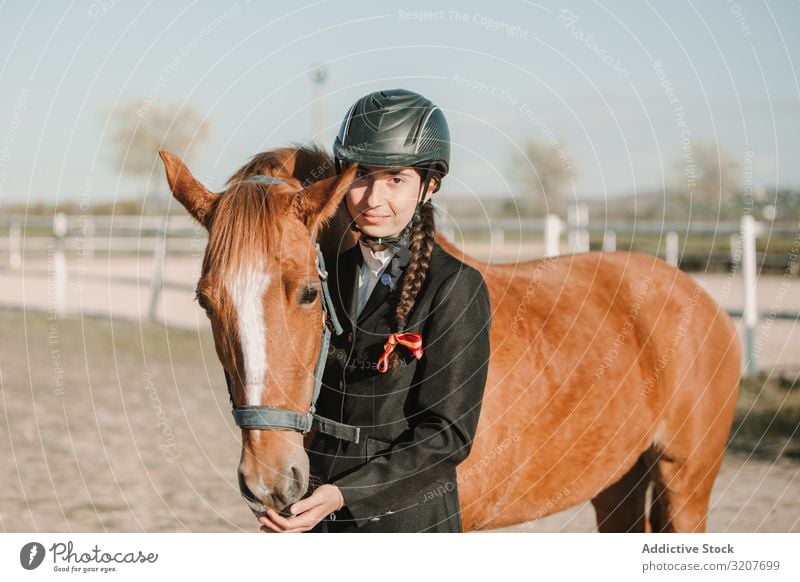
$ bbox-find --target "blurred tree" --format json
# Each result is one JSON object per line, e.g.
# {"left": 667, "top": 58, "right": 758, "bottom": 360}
{"left": 767, "top": 188, "right": 800, "bottom": 222}
{"left": 511, "top": 138, "right": 575, "bottom": 217}
{"left": 106, "top": 101, "right": 211, "bottom": 213}
{"left": 671, "top": 141, "right": 740, "bottom": 218}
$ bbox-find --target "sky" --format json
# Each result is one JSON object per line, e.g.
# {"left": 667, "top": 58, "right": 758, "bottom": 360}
{"left": 0, "top": 0, "right": 798, "bottom": 209}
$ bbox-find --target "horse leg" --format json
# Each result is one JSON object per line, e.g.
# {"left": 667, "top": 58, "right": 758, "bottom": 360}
{"left": 590, "top": 454, "right": 652, "bottom": 532}
{"left": 645, "top": 444, "right": 720, "bottom": 533}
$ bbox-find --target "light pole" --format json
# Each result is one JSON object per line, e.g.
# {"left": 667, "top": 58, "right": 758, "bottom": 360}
{"left": 308, "top": 64, "right": 327, "bottom": 142}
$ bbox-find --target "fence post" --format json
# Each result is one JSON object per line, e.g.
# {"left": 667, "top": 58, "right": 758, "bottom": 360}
{"left": 665, "top": 231, "right": 679, "bottom": 267}
{"left": 490, "top": 227, "right": 504, "bottom": 247}
{"left": 9, "top": 220, "right": 22, "bottom": 269}
{"left": 602, "top": 230, "right": 616, "bottom": 252}
{"left": 741, "top": 215, "right": 758, "bottom": 377}
{"left": 148, "top": 219, "right": 167, "bottom": 323}
{"left": 544, "top": 214, "right": 562, "bottom": 257}
{"left": 85, "top": 216, "right": 95, "bottom": 261}
{"left": 729, "top": 233, "right": 741, "bottom": 265}
{"left": 567, "top": 202, "right": 589, "bottom": 253}
{"left": 52, "top": 213, "right": 68, "bottom": 316}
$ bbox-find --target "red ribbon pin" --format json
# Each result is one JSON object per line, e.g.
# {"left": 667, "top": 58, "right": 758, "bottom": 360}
{"left": 376, "top": 332, "right": 424, "bottom": 373}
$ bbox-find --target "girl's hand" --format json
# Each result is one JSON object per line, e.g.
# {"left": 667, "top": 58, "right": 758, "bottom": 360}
{"left": 258, "top": 484, "right": 344, "bottom": 533}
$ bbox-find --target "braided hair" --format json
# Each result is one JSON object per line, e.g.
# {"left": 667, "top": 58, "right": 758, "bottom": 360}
{"left": 386, "top": 195, "right": 437, "bottom": 372}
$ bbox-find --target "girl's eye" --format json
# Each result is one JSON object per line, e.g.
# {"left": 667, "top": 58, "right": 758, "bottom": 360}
{"left": 298, "top": 285, "right": 319, "bottom": 305}
{"left": 390, "top": 176, "right": 405, "bottom": 184}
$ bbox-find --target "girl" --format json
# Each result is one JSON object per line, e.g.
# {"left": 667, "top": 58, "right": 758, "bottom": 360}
{"left": 259, "top": 89, "right": 492, "bottom": 533}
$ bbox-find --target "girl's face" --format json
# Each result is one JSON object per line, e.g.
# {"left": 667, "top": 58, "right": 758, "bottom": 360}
{"left": 345, "top": 166, "right": 435, "bottom": 240}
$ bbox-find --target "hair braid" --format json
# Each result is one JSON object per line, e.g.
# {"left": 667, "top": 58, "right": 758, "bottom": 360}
{"left": 386, "top": 200, "right": 436, "bottom": 370}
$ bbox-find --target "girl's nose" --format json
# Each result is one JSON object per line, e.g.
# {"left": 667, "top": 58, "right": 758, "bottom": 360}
{"left": 363, "top": 177, "right": 387, "bottom": 208}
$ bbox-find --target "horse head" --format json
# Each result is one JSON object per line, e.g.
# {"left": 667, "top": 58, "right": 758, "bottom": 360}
{"left": 160, "top": 147, "right": 356, "bottom": 516}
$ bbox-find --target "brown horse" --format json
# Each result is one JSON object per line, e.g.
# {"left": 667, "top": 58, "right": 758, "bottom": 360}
{"left": 160, "top": 145, "right": 740, "bottom": 532}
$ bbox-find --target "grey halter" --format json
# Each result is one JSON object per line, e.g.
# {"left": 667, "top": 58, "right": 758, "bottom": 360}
{"left": 223, "top": 174, "right": 361, "bottom": 443}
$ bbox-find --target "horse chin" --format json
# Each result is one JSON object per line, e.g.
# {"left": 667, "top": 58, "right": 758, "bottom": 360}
{"left": 236, "top": 436, "right": 311, "bottom": 518}
{"left": 241, "top": 492, "right": 294, "bottom": 519}
{"left": 242, "top": 495, "right": 290, "bottom": 518}
{"left": 238, "top": 467, "right": 306, "bottom": 518}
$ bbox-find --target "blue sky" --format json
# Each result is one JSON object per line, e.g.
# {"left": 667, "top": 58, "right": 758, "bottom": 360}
{"left": 0, "top": 0, "right": 798, "bottom": 208}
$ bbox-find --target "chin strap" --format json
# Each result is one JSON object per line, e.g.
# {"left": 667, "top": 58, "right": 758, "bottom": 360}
{"left": 357, "top": 223, "right": 414, "bottom": 251}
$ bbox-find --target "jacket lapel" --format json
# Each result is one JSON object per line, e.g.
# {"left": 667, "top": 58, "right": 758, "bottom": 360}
{"left": 357, "top": 243, "right": 412, "bottom": 325}
{"left": 356, "top": 271, "right": 392, "bottom": 324}
{"left": 331, "top": 245, "right": 362, "bottom": 331}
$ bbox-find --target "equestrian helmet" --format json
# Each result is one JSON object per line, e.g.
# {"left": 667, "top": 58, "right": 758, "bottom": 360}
{"left": 333, "top": 89, "right": 450, "bottom": 178}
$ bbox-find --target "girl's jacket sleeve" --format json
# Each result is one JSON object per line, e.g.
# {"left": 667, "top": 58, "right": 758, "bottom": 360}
{"left": 332, "top": 267, "right": 492, "bottom": 526}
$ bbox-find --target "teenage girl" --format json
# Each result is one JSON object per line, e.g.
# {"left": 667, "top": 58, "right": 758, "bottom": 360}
{"left": 259, "top": 89, "right": 492, "bottom": 533}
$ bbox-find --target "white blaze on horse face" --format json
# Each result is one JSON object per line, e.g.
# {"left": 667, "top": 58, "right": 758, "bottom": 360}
{"left": 225, "top": 267, "right": 272, "bottom": 406}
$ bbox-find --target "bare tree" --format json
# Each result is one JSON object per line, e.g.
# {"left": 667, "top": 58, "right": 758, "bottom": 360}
{"left": 511, "top": 138, "right": 575, "bottom": 217}
{"left": 672, "top": 141, "right": 740, "bottom": 217}
{"left": 106, "top": 100, "right": 211, "bottom": 212}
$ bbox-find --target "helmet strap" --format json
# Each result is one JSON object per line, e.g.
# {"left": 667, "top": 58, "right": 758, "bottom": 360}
{"left": 411, "top": 165, "right": 434, "bottom": 222}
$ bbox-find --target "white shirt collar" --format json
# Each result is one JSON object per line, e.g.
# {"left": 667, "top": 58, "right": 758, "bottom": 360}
{"left": 358, "top": 239, "right": 394, "bottom": 275}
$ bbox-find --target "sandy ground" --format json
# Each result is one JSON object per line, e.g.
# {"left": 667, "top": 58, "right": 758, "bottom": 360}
{"left": 0, "top": 310, "right": 797, "bottom": 533}
{"left": 499, "top": 457, "right": 800, "bottom": 532}
{"left": 1, "top": 246, "right": 797, "bottom": 532}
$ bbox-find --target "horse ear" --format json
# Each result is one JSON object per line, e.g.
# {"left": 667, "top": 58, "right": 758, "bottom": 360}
{"left": 159, "top": 150, "right": 217, "bottom": 229}
{"left": 295, "top": 164, "right": 357, "bottom": 238}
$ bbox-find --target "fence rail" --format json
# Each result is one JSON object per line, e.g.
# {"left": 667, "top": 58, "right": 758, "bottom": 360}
{"left": 3, "top": 205, "right": 798, "bottom": 376}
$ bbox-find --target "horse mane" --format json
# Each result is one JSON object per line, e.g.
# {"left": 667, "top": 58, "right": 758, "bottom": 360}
{"left": 203, "top": 144, "right": 347, "bottom": 279}
{"left": 226, "top": 143, "right": 336, "bottom": 187}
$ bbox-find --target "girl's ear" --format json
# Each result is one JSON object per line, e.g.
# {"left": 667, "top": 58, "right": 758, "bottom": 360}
{"left": 293, "top": 164, "right": 357, "bottom": 238}
{"left": 427, "top": 177, "right": 440, "bottom": 200}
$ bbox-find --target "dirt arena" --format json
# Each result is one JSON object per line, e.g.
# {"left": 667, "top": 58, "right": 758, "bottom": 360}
{"left": 1, "top": 309, "right": 797, "bottom": 533}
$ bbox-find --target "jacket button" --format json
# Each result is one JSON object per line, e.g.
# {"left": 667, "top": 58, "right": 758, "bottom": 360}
{"left": 347, "top": 331, "right": 353, "bottom": 343}
{"left": 338, "top": 379, "right": 344, "bottom": 390}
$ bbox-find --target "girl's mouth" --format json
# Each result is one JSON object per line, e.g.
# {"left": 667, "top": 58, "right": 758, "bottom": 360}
{"left": 362, "top": 213, "right": 390, "bottom": 224}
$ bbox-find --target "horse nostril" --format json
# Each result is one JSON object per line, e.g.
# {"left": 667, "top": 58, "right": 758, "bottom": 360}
{"left": 238, "top": 473, "right": 252, "bottom": 496}
{"left": 289, "top": 465, "right": 308, "bottom": 498}
{"left": 238, "top": 470, "right": 265, "bottom": 505}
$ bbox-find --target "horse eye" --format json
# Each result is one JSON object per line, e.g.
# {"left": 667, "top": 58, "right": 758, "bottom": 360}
{"left": 196, "top": 292, "right": 213, "bottom": 316}
{"left": 298, "top": 286, "right": 319, "bottom": 305}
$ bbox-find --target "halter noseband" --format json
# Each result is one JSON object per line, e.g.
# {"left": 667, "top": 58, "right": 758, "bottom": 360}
{"left": 223, "top": 174, "right": 361, "bottom": 443}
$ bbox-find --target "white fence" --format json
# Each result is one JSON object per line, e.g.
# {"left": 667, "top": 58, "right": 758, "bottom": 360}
{"left": 2, "top": 206, "right": 798, "bottom": 376}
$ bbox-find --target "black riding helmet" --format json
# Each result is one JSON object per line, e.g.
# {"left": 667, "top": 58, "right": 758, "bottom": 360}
{"left": 333, "top": 89, "right": 450, "bottom": 248}
{"left": 334, "top": 88, "right": 450, "bottom": 177}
